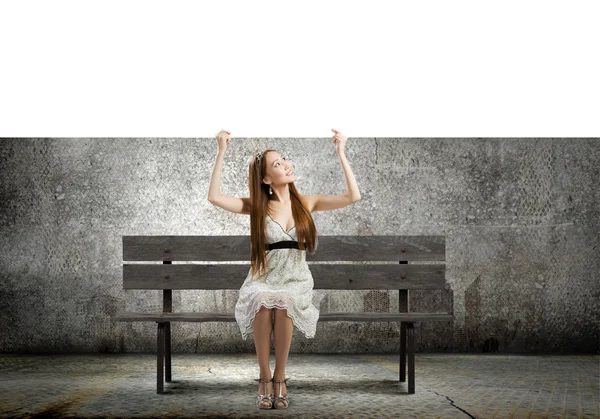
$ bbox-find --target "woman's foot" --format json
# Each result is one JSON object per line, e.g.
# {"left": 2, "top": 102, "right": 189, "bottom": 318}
{"left": 273, "top": 378, "right": 289, "bottom": 409}
{"left": 256, "top": 377, "right": 273, "bottom": 409}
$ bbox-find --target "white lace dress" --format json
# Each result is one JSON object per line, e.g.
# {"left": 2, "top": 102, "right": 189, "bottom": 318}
{"left": 234, "top": 214, "right": 320, "bottom": 340}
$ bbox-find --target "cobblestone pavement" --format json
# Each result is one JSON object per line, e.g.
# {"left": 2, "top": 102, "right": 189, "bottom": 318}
{"left": 0, "top": 353, "right": 598, "bottom": 418}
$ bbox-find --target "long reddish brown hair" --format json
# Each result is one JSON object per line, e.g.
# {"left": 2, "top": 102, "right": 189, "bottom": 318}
{"left": 249, "top": 149, "right": 318, "bottom": 278}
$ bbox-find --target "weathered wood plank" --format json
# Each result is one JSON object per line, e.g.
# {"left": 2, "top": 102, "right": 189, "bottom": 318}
{"left": 319, "top": 312, "right": 453, "bottom": 322}
{"left": 123, "top": 235, "right": 446, "bottom": 262}
{"left": 114, "top": 311, "right": 453, "bottom": 322}
{"left": 123, "top": 263, "right": 446, "bottom": 290}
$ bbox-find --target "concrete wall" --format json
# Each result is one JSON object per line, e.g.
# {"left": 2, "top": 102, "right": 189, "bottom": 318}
{"left": 0, "top": 138, "right": 598, "bottom": 354}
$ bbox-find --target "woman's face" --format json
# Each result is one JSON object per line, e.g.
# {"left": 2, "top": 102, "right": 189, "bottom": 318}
{"left": 265, "top": 151, "right": 295, "bottom": 185}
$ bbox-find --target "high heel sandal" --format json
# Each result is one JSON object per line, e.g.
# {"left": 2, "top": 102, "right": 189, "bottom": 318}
{"left": 256, "top": 377, "right": 274, "bottom": 409}
{"left": 273, "top": 377, "right": 289, "bottom": 409}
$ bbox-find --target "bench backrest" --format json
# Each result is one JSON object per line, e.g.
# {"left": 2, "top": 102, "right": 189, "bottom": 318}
{"left": 122, "top": 235, "right": 446, "bottom": 291}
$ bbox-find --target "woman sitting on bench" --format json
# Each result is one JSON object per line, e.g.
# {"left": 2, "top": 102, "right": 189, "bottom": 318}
{"left": 208, "top": 128, "right": 361, "bottom": 409}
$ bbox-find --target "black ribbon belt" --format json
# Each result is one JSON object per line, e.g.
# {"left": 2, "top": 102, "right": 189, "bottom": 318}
{"left": 266, "top": 240, "right": 300, "bottom": 250}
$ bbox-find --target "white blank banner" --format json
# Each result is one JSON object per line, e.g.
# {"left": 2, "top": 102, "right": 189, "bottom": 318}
{"left": 0, "top": 0, "right": 598, "bottom": 137}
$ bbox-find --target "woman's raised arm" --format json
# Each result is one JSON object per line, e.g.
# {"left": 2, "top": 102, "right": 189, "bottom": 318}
{"left": 208, "top": 130, "right": 251, "bottom": 215}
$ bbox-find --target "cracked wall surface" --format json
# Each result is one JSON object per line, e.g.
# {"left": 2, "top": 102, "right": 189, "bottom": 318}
{"left": 0, "top": 138, "right": 598, "bottom": 354}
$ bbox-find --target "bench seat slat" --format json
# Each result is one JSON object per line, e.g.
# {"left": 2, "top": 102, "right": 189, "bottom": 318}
{"left": 115, "top": 311, "right": 453, "bottom": 322}
{"left": 319, "top": 312, "right": 453, "bottom": 322}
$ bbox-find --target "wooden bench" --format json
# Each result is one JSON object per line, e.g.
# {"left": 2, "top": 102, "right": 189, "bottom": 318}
{"left": 115, "top": 234, "right": 452, "bottom": 394}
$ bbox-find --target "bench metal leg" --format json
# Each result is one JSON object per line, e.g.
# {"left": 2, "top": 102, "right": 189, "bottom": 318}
{"left": 165, "top": 322, "right": 172, "bottom": 382}
{"left": 157, "top": 322, "right": 165, "bottom": 394}
{"left": 399, "top": 322, "right": 406, "bottom": 382}
{"left": 406, "top": 322, "right": 415, "bottom": 394}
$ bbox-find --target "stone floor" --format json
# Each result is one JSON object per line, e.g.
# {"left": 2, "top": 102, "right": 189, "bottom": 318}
{"left": 0, "top": 352, "right": 598, "bottom": 418}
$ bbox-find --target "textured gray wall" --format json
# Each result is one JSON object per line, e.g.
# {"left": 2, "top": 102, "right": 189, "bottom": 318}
{"left": 0, "top": 138, "right": 598, "bottom": 354}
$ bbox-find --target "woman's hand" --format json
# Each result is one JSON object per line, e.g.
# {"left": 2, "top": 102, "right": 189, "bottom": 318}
{"left": 216, "top": 129, "right": 231, "bottom": 153}
{"left": 331, "top": 128, "right": 347, "bottom": 155}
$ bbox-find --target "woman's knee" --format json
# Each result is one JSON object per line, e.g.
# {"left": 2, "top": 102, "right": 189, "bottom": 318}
{"left": 274, "top": 307, "right": 288, "bottom": 317}
{"left": 258, "top": 305, "right": 274, "bottom": 315}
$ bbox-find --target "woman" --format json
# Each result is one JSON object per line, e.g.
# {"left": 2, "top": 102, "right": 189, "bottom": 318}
{"left": 207, "top": 129, "right": 361, "bottom": 409}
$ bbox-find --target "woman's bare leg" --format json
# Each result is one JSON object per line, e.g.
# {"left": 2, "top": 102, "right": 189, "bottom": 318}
{"left": 273, "top": 308, "right": 293, "bottom": 403}
{"left": 253, "top": 305, "right": 274, "bottom": 399}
